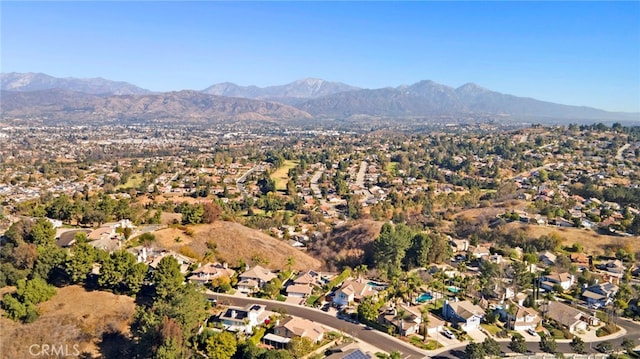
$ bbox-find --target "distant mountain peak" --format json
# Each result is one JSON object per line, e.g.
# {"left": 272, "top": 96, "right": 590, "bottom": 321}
{"left": 202, "top": 78, "right": 360, "bottom": 100}
{"left": 1, "top": 72, "right": 151, "bottom": 95}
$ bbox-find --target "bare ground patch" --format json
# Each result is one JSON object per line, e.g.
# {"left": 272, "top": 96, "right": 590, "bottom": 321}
{"left": 0, "top": 285, "right": 135, "bottom": 359}
{"left": 504, "top": 222, "right": 640, "bottom": 256}
{"left": 152, "top": 221, "right": 322, "bottom": 271}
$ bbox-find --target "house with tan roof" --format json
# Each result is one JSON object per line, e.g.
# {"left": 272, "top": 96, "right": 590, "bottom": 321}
{"left": 443, "top": 300, "right": 485, "bottom": 331}
{"left": 505, "top": 303, "right": 541, "bottom": 331}
{"left": 273, "top": 316, "right": 326, "bottom": 343}
{"left": 541, "top": 271, "right": 574, "bottom": 291}
{"left": 188, "top": 262, "right": 235, "bottom": 285}
{"left": 333, "top": 279, "right": 377, "bottom": 307}
{"left": 378, "top": 303, "right": 424, "bottom": 336}
{"left": 545, "top": 301, "right": 599, "bottom": 333}
{"left": 237, "top": 265, "right": 277, "bottom": 293}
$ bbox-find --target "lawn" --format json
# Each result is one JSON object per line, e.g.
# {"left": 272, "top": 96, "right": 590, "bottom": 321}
{"left": 386, "top": 162, "right": 399, "bottom": 172}
{"left": 116, "top": 174, "right": 143, "bottom": 190}
{"left": 481, "top": 323, "right": 502, "bottom": 336}
{"left": 409, "top": 336, "right": 442, "bottom": 350}
{"left": 270, "top": 160, "right": 298, "bottom": 192}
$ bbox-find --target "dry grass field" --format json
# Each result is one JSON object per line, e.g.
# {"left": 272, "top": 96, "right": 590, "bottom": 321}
{"left": 503, "top": 222, "right": 640, "bottom": 256}
{"left": 270, "top": 160, "right": 298, "bottom": 192}
{"left": 0, "top": 285, "right": 135, "bottom": 359}
{"left": 152, "top": 221, "right": 322, "bottom": 270}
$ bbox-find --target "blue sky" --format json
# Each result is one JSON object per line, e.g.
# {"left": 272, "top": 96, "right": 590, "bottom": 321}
{"left": 2, "top": 1, "right": 639, "bottom": 112}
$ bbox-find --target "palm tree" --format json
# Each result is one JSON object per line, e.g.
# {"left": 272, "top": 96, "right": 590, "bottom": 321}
{"left": 420, "top": 305, "right": 431, "bottom": 342}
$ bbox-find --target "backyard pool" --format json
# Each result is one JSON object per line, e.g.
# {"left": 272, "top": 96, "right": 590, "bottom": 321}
{"left": 416, "top": 292, "right": 433, "bottom": 303}
{"left": 447, "top": 286, "right": 460, "bottom": 293}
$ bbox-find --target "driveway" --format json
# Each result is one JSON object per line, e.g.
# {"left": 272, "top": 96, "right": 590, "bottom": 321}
{"left": 466, "top": 329, "right": 487, "bottom": 343}
{"left": 208, "top": 292, "right": 428, "bottom": 359}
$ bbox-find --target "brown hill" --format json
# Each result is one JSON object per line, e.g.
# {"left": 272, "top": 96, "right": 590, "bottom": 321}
{"left": 308, "top": 219, "right": 383, "bottom": 271}
{"left": 152, "top": 221, "right": 322, "bottom": 271}
{"left": 1, "top": 89, "right": 312, "bottom": 124}
{"left": 0, "top": 285, "right": 135, "bottom": 358}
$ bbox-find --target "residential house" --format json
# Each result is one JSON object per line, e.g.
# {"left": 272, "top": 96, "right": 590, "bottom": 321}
{"left": 333, "top": 279, "right": 377, "bottom": 307}
{"left": 442, "top": 300, "right": 485, "bottom": 331}
{"left": 378, "top": 304, "right": 422, "bottom": 336}
{"left": 219, "top": 304, "right": 270, "bottom": 334}
{"left": 272, "top": 316, "right": 326, "bottom": 343}
{"left": 424, "top": 313, "right": 446, "bottom": 337}
{"left": 470, "top": 245, "right": 490, "bottom": 259}
{"left": 597, "top": 259, "right": 626, "bottom": 284}
{"left": 503, "top": 303, "right": 541, "bottom": 331}
{"left": 545, "top": 301, "right": 599, "bottom": 333}
{"left": 188, "top": 262, "right": 235, "bottom": 286}
{"left": 293, "top": 270, "right": 327, "bottom": 288}
{"left": 237, "top": 265, "right": 277, "bottom": 293}
{"left": 570, "top": 253, "right": 590, "bottom": 271}
{"left": 285, "top": 284, "right": 313, "bottom": 298}
{"left": 582, "top": 282, "right": 619, "bottom": 308}
{"left": 450, "top": 239, "right": 469, "bottom": 253}
{"left": 540, "top": 251, "right": 557, "bottom": 266}
{"left": 541, "top": 271, "right": 574, "bottom": 291}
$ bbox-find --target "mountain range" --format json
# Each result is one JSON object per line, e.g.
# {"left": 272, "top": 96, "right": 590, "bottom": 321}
{"left": 1, "top": 72, "right": 637, "bottom": 124}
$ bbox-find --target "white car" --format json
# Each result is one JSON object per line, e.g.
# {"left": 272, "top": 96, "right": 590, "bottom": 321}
{"left": 442, "top": 329, "right": 454, "bottom": 339}
{"left": 527, "top": 328, "right": 537, "bottom": 336}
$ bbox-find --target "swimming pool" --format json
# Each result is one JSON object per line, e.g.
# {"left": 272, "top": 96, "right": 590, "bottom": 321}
{"left": 447, "top": 286, "right": 460, "bottom": 293}
{"left": 416, "top": 292, "right": 433, "bottom": 303}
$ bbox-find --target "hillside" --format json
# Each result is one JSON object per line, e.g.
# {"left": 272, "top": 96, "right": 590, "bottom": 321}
{"left": 0, "top": 285, "right": 136, "bottom": 358}
{"left": 152, "top": 221, "right": 322, "bottom": 271}
{"left": 297, "top": 80, "right": 638, "bottom": 122}
{"left": 0, "top": 89, "right": 312, "bottom": 124}
{"left": 308, "top": 220, "right": 383, "bottom": 271}
{"left": 1, "top": 72, "right": 151, "bottom": 95}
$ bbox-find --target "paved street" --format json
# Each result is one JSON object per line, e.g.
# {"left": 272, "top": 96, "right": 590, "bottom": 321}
{"left": 207, "top": 292, "right": 429, "bottom": 359}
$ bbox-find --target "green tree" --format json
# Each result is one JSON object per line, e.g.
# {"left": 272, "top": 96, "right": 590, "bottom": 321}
{"left": 205, "top": 331, "right": 237, "bottom": 359}
{"left": 482, "top": 337, "right": 501, "bottom": 357}
{"left": 287, "top": 336, "right": 314, "bottom": 358}
{"left": 622, "top": 338, "right": 636, "bottom": 354}
{"left": 510, "top": 333, "right": 527, "bottom": 353}
{"left": 357, "top": 296, "right": 380, "bottom": 322}
{"left": 540, "top": 334, "right": 557, "bottom": 353}
{"left": 29, "top": 218, "right": 56, "bottom": 246}
{"left": 570, "top": 336, "right": 585, "bottom": 354}
{"left": 98, "top": 249, "right": 138, "bottom": 293}
{"left": 153, "top": 256, "right": 184, "bottom": 299}
{"left": 65, "top": 242, "right": 96, "bottom": 284}
{"left": 31, "top": 245, "right": 67, "bottom": 282}
{"left": 465, "top": 342, "right": 486, "bottom": 359}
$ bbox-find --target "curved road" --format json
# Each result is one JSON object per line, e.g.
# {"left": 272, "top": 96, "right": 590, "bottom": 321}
{"left": 207, "top": 293, "right": 640, "bottom": 358}
{"left": 431, "top": 318, "right": 640, "bottom": 358}
{"left": 206, "top": 293, "right": 428, "bottom": 359}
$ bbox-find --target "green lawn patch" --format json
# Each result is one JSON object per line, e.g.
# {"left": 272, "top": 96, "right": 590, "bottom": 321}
{"left": 307, "top": 295, "right": 321, "bottom": 306}
{"left": 270, "top": 160, "right": 298, "bottom": 192}
{"left": 386, "top": 162, "right": 399, "bottom": 172}
{"left": 116, "top": 174, "right": 143, "bottom": 190}
{"left": 409, "top": 336, "right": 442, "bottom": 350}
{"left": 481, "top": 323, "right": 502, "bottom": 336}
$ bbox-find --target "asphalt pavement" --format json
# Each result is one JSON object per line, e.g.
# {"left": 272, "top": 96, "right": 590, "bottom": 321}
{"left": 207, "top": 292, "right": 429, "bottom": 359}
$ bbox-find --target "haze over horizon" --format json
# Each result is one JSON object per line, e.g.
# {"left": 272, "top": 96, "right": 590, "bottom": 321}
{"left": 2, "top": 2, "right": 639, "bottom": 112}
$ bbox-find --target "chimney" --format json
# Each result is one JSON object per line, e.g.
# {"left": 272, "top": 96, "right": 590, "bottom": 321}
{"left": 223, "top": 262, "right": 228, "bottom": 269}
{"left": 231, "top": 310, "right": 237, "bottom": 318}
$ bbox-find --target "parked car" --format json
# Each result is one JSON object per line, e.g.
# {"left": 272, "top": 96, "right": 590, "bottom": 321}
{"left": 527, "top": 328, "right": 537, "bottom": 336}
{"left": 596, "top": 342, "right": 613, "bottom": 354}
{"left": 442, "top": 329, "right": 454, "bottom": 339}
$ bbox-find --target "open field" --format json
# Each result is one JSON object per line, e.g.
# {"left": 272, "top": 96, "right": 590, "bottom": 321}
{"left": 152, "top": 221, "right": 322, "bottom": 270}
{"left": 270, "top": 160, "right": 297, "bottom": 191}
{"left": 503, "top": 222, "right": 640, "bottom": 255}
{"left": 116, "top": 174, "right": 143, "bottom": 190}
{"left": 0, "top": 285, "right": 135, "bottom": 358}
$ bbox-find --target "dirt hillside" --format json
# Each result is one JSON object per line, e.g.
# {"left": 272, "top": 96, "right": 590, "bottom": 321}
{"left": 0, "top": 285, "right": 135, "bottom": 359}
{"left": 152, "top": 221, "right": 322, "bottom": 271}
